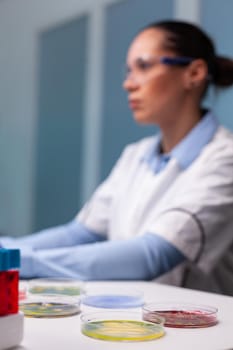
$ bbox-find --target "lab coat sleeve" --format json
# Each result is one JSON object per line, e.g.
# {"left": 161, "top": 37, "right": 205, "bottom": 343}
{"left": 18, "top": 233, "right": 185, "bottom": 279}
{"left": 0, "top": 219, "right": 106, "bottom": 251}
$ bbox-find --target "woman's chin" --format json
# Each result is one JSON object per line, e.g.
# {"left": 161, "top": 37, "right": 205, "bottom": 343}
{"left": 132, "top": 113, "right": 155, "bottom": 125}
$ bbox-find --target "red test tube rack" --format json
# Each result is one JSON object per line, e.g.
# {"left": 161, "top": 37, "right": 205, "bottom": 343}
{"left": 0, "top": 248, "right": 24, "bottom": 350}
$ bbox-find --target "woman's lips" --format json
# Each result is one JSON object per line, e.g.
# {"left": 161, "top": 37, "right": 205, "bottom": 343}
{"left": 128, "top": 99, "right": 141, "bottom": 110}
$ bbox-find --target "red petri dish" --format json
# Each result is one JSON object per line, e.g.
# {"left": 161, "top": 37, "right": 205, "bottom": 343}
{"left": 142, "top": 302, "right": 218, "bottom": 328}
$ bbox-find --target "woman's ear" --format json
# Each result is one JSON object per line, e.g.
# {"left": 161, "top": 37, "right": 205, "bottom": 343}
{"left": 184, "top": 59, "right": 208, "bottom": 90}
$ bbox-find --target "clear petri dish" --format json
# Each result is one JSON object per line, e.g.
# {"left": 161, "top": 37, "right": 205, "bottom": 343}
{"left": 19, "top": 294, "right": 81, "bottom": 318}
{"left": 143, "top": 302, "right": 218, "bottom": 328}
{"left": 81, "top": 286, "right": 144, "bottom": 309}
{"left": 28, "top": 278, "right": 85, "bottom": 297}
{"left": 19, "top": 281, "right": 28, "bottom": 301}
{"left": 81, "top": 310, "right": 165, "bottom": 342}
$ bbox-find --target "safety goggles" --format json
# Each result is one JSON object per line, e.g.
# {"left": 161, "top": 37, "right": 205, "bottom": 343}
{"left": 123, "top": 55, "right": 195, "bottom": 85}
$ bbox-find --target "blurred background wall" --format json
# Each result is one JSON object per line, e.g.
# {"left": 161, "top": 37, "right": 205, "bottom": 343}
{"left": 0, "top": 0, "right": 232, "bottom": 235}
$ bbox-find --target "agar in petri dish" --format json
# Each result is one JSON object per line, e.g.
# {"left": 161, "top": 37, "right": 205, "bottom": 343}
{"left": 20, "top": 295, "right": 81, "bottom": 318}
{"left": 28, "top": 278, "right": 85, "bottom": 296}
{"left": 143, "top": 302, "right": 218, "bottom": 328}
{"left": 81, "top": 311, "right": 165, "bottom": 342}
{"left": 81, "top": 287, "right": 143, "bottom": 309}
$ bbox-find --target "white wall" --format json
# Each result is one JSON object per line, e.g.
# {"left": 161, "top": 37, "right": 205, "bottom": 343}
{"left": 0, "top": 0, "right": 123, "bottom": 235}
{"left": 174, "top": 0, "right": 200, "bottom": 22}
{"left": 0, "top": 0, "right": 200, "bottom": 235}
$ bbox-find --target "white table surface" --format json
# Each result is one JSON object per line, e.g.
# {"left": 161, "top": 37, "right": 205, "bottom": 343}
{"left": 16, "top": 281, "right": 233, "bottom": 350}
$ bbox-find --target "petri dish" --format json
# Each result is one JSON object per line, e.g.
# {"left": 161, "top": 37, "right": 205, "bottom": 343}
{"left": 81, "top": 286, "right": 144, "bottom": 309}
{"left": 19, "top": 281, "right": 28, "bottom": 301}
{"left": 28, "top": 278, "right": 85, "bottom": 297}
{"left": 19, "top": 294, "right": 81, "bottom": 318}
{"left": 81, "top": 311, "right": 165, "bottom": 342}
{"left": 143, "top": 302, "right": 218, "bottom": 328}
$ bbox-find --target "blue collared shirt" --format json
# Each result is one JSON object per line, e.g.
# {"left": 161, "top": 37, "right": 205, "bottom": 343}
{"left": 143, "top": 111, "right": 219, "bottom": 173}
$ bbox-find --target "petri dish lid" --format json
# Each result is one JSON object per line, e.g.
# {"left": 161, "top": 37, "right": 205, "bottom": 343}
{"left": 28, "top": 278, "right": 85, "bottom": 297}
{"left": 143, "top": 302, "right": 218, "bottom": 328}
{"left": 81, "top": 310, "right": 165, "bottom": 342}
{"left": 19, "top": 294, "right": 81, "bottom": 318}
{"left": 81, "top": 286, "right": 144, "bottom": 309}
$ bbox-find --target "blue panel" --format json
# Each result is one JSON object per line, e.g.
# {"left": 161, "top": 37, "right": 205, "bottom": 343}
{"left": 34, "top": 16, "right": 88, "bottom": 230}
{"left": 100, "top": 0, "right": 173, "bottom": 180}
{"left": 201, "top": 0, "right": 233, "bottom": 130}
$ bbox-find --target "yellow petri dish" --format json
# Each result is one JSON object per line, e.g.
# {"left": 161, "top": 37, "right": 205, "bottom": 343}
{"left": 20, "top": 294, "right": 81, "bottom": 318}
{"left": 81, "top": 311, "right": 165, "bottom": 342}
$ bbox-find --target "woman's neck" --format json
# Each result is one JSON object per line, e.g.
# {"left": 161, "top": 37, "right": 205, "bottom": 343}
{"left": 160, "top": 107, "right": 203, "bottom": 153}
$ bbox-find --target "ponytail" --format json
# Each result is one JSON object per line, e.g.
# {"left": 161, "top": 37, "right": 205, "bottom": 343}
{"left": 211, "top": 55, "right": 233, "bottom": 87}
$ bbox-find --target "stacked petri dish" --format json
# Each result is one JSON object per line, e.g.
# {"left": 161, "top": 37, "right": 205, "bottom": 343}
{"left": 19, "top": 278, "right": 85, "bottom": 318}
{"left": 142, "top": 302, "right": 218, "bottom": 328}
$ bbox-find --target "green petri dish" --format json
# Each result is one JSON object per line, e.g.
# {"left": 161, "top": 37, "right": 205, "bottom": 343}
{"left": 20, "top": 295, "right": 81, "bottom": 318}
{"left": 81, "top": 311, "right": 165, "bottom": 342}
{"left": 28, "top": 278, "right": 85, "bottom": 296}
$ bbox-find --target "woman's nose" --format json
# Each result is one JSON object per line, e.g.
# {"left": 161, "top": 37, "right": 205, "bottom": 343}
{"left": 122, "top": 75, "right": 139, "bottom": 91}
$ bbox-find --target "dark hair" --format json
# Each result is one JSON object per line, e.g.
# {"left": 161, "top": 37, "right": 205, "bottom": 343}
{"left": 144, "top": 20, "right": 233, "bottom": 88}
